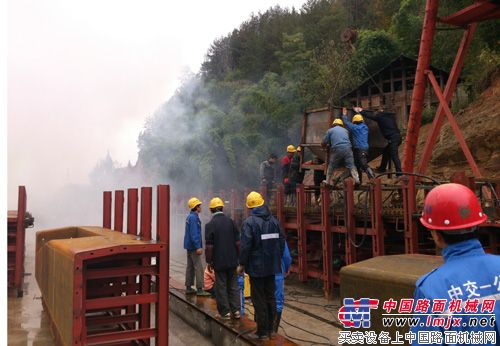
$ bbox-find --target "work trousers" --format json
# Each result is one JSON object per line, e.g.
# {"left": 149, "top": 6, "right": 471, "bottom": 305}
{"left": 250, "top": 275, "right": 276, "bottom": 337}
{"left": 380, "top": 136, "right": 402, "bottom": 175}
{"left": 185, "top": 250, "right": 204, "bottom": 290}
{"left": 215, "top": 268, "right": 240, "bottom": 315}
{"left": 353, "top": 148, "right": 375, "bottom": 184}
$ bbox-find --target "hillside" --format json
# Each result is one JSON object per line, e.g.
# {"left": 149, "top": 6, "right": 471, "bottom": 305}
{"left": 134, "top": 0, "right": 499, "bottom": 191}
{"left": 418, "top": 73, "right": 500, "bottom": 180}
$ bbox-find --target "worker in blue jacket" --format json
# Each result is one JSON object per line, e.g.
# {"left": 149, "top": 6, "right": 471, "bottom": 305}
{"left": 342, "top": 107, "right": 375, "bottom": 184}
{"left": 321, "top": 118, "right": 360, "bottom": 186}
{"left": 184, "top": 197, "right": 211, "bottom": 296}
{"left": 411, "top": 183, "right": 500, "bottom": 345}
{"left": 274, "top": 241, "right": 292, "bottom": 333}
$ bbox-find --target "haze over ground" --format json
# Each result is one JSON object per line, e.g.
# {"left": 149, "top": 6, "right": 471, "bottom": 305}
{"left": 7, "top": 0, "right": 305, "bottom": 211}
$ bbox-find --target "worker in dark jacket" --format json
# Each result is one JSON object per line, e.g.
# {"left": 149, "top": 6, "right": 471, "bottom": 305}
{"left": 411, "top": 183, "right": 500, "bottom": 345}
{"left": 289, "top": 146, "right": 305, "bottom": 186}
{"left": 259, "top": 153, "right": 277, "bottom": 200}
{"left": 321, "top": 119, "right": 360, "bottom": 186}
{"left": 238, "top": 191, "right": 285, "bottom": 340}
{"left": 281, "top": 145, "right": 296, "bottom": 205}
{"left": 342, "top": 108, "right": 375, "bottom": 184}
{"left": 205, "top": 197, "right": 241, "bottom": 320}
{"left": 184, "top": 197, "right": 211, "bottom": 296}
{"left": 355, "top": 106, "right": 402, "bottom": 176}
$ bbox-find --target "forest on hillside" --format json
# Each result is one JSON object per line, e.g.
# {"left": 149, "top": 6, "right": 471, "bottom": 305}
{"left": 124, "top": 0, "right": 499, "bottom": 191}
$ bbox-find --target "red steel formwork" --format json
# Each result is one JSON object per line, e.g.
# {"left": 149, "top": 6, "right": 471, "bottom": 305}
{"left": 7, "top": 186, "right": 28, "bottom": 297}
{"left": 403, "top": 0, "right": 500, "bottom": 177}
{"left": 98, "top": 184, "right": 170, "bottom": 346}
{"left": 174, "top": 173, "right": 499, "bottom": 298}
{"left": 37, "top": 184, "right": 169, "bottom": 346}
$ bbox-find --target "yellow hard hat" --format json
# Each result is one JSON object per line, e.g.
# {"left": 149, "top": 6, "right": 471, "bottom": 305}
{"left": 332, "top": 118, "right": 344, "bottom": 126}
{"left": 287, "top": 145, "right": 296, "bottom": 153}
{"left": 296, "top": 146, "right": 302, "bottom": 152}
{"left": 246, "top": 191, "right": 265, "bottom": 209}
{"left": 352, "top": 114, "right": 364, "bottom": 122}
{"left": 188, "top": 197, "right": 202, "bottom": 210}
{"left": 209, "top": 197, "right": 224, "bottom": 209}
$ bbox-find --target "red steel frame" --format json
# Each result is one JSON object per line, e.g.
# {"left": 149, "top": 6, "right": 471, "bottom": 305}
{"left": 59, "top": 184, "right": 170, "bottom": 345}
{"left": 173, "top": 172, "right": 498, "bottom": 298}
{"left": 8, "top": 186, "right": 27, "bottom": 297}
{"left": 404, "top": 0, "right": 500, "bottom": 176}
{"left": 273, "top": 180, "right": 388, "bottom": 297}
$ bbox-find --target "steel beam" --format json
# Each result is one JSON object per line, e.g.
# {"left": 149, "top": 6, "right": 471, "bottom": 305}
{"left": 372, "top": 179, "right": 384, "bottom": 256}
{"left": 403, "top": 0, "right": 439, "bottom": 173}
{"left": 87, "top": 265, "right": 158, "bottom": 280}
{"left": 127, "top": 189, "right": 139, "bottom": 235}
{"left": 426, "top": 70, "right": 482, "bottom": 177}
{"left": 403, "top": 176, "right": 419, "bottom": 254}
{"left": 344, "top": 180, "right": 357, "bottom": 265}
{"left": 86, "top": 293, "right": 158, "bottom": 311}
{"left": 296, "top": 184, "right": 307, "bottom": 282}
{"left": 114, "top": 190, "right": 124, "bottom": 232}
{"left": 140, "top": 187, "right": 152, "bottom": 239}
{"left": 439, "top": 1, "right": 500, "bottom": 27}
{"left": 417, "top": 23, "right": 477, "bottom": 175}
{"left": 320, "top": 185, "right": 332, "bottom": 298}
{"left": 103, "top": 191, "right": 112, "bottom": 229}
{"left": 276, "top": 185, "right": 285, "bottom": 224}
{"left": 156, "top": 184, "right": 170, "bottom": 346}
{"left": 126, "top": 188, "right": 139, "bottom": 322}
{"left": 86, "top": 328, "right": 157, "bottom": 345}
{"left": 14, "top": 186, "right": 27, "bottom": 297}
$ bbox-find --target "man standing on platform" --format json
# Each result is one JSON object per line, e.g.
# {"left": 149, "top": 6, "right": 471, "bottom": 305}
{"left": 184, "top": 197, "right": 211, "bottom": 296}
{"left": 205, "top": 197, "right": 241, "bottom": 320}
{"left": 238, "top": 191, "right": 285, "bottom": 340}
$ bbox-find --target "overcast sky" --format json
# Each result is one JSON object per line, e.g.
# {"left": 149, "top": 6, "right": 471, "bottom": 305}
{"left": 7, "top": 0, "right": 305, "bottom": 207}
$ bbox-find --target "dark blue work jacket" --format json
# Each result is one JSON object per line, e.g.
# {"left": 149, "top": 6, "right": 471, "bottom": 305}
{"left": 239, "top": 205, "right": 285, "bottom": 277}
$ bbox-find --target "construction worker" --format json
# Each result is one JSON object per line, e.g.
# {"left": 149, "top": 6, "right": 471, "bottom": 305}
{"left": 290, "top": 146, "right": 305, "bottom": 186}
{"left": 354, "top": 106, "right": 402, "bottom": 176}
{"left": 259, "top": 153, "right": 277, "bottom": 200}
{"left": 321, "top": 118, "right": 360, "bottom": 186}
{"left": 342, "top": 108, "right": 375, "bottom": 184}
{"left": 274, "top": 241, "right": 292, "bottom": 333}
{"left": 411, "top": 183, "right": 500, "bottom": 345}
{"left": 238, "top": 191, "right": 285, "bottom": 340}
{"left": 205, "top": 197, "right": 241, "bottom": 320}
{"left": 184, "top": 197, "right": 210, "bottom": 296}
{"left": 281, "top": 145, "right": 296, "bottom": 205}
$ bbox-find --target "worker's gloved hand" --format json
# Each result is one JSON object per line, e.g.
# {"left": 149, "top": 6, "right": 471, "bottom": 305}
{"left": 237, "top": 265, "right": 245, "bottom": 275}
{"left": 195, "top": 248, "right": 203, "bottom": 256}
{"left": 354, "top": 106, "right": 362, "bottom": 113}
{"left": 342, "top": 107, "right": 347, "bottom": 115}
{"left": 284, "top": 178, "right": 289, "bottom": 184}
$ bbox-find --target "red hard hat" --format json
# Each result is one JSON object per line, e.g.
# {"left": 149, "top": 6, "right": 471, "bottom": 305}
{"left": 420, "top": 183, "right": 486, "bottom": 231}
